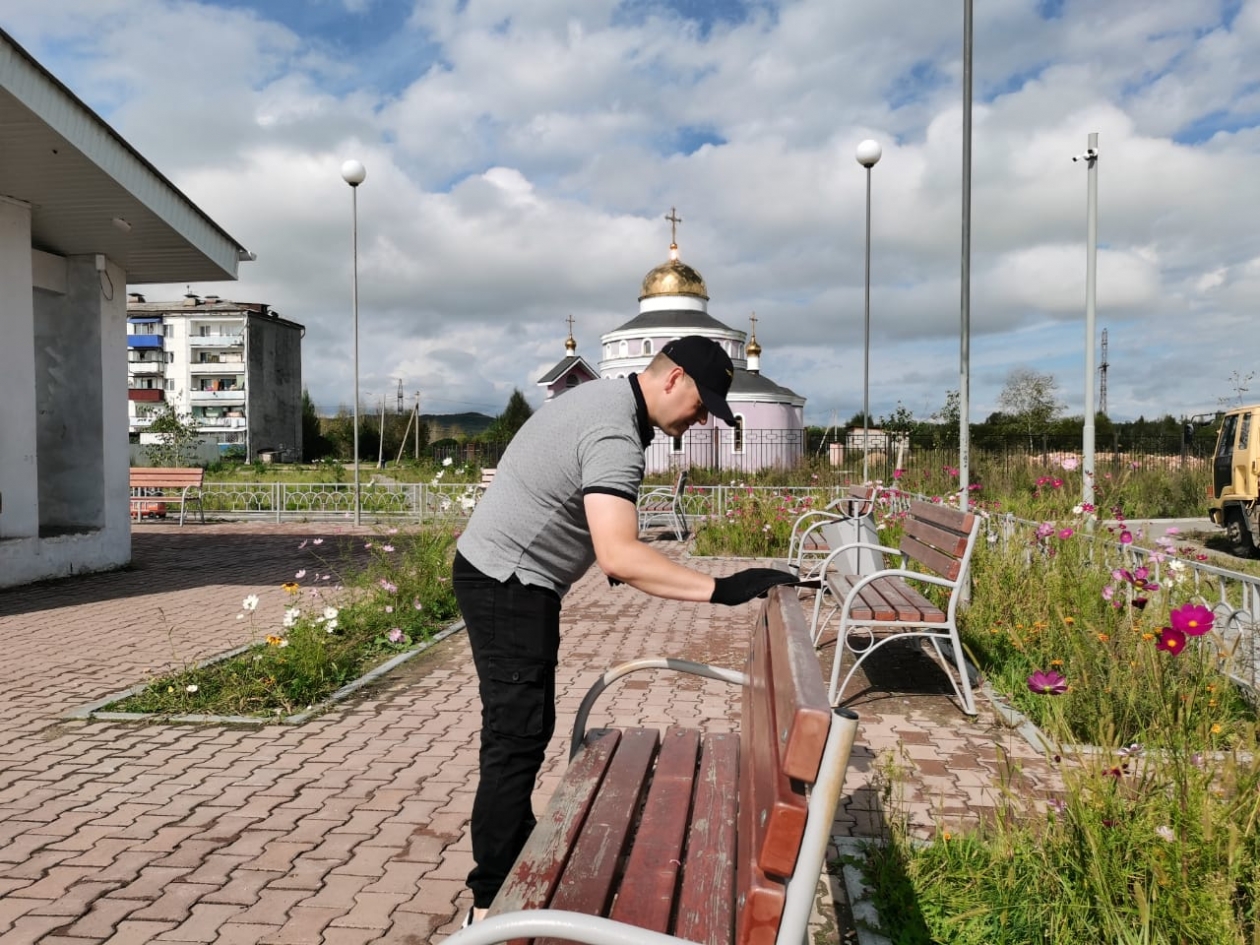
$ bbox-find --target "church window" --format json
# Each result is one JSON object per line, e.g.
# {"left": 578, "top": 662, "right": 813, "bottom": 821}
{"left": 671, "top": 434, "right": 684, "bottom": 453}
{"left": 642, "top": 339, "right": 653, "bottom": 355}
{"left": 619, "top": 340, "right": 628, "bottom": 357}
{"left": 732, "top": 415, "right": 746, "bottom": 454}
{"left": 565, "top": 375, "right": 580, "bottom": 389}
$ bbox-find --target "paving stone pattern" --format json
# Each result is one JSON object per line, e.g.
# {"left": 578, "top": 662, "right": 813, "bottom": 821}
{"left": 0, "top": 523, "right": 1059, "bottom": 943}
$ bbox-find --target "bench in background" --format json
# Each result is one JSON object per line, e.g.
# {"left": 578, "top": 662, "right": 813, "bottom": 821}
{"left": 637, "top": 468, "right": 689, "bottom": 541}
{"left": 445, "top": 587, "right": 860, "bottom": 945}
{"left": 811, "top": 499, "right": 982, "bottom": 716}
{"left": 129, "top": 468, "right": 205, "bottom": 526}
{"left": 787, "top": 483, "right": 883, "bottom": 579}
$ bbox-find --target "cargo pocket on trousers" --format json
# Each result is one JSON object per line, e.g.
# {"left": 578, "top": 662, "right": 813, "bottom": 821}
{"left": 485, "top": 659, "right": 548, "bottom": 739}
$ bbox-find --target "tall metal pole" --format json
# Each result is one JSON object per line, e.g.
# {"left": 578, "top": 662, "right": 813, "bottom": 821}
{"left": 855, "top": 140, "right": 882, "bottom": 484}
{"left": 862, "top": 165, "right": 872, "bottom": 484}
{"left": 958, "top": 0, "right": 973, "bottom": 512}
{"left": 351, "top": 185, "right": 361, "bottom": 525}
{"left": 1082, "top": 132, "right": 1099, "bottom": 508}
{"left": 341, "top": 160, "right": 366, "bottom": 526}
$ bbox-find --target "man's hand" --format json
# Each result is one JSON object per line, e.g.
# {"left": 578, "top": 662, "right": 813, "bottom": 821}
{"left": 709, "top": 568, "right": 801, "bottom": 606}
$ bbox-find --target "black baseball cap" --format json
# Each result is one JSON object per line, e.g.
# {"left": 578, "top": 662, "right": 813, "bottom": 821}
{"left": 662, "top": 335, "right": 737, "bottom": 426}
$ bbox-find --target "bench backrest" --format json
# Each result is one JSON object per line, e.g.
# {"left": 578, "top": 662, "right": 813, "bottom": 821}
{"left": 841, "top": 483, "right": 877, "bottom": 517}
{"left": 671, "top": 468, "right": 688, "bottom": 501}
{"left": 129, "top": 468, "right": 204, "bottom": 489}
{"left": 899, "top": 500, "right": 979, "bottom": 581}
{"left": 479, "top": 467, "right": 496, "bottom": 486}
{"left": 734, "top": 587, "right": 833, "bottom": 945}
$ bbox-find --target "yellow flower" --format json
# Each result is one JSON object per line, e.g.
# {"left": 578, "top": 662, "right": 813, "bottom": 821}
{"left": 266, "top": 634, "right": 284, "bottom": 646}
{"left": 1211, "top": 723, "right": 1222, "bottom": 734}
{"left": 1142, "top": 633, "right": 1154, "bottom": 641}
{"left": 1064, "top": 616, "right": 1076, "bottom": 626}
{"left": 1097, "top": 633, "right": 1110, "bottom": 643}
{"left": 942, "top": 830, "right": 952, "bottom": 841}
{"left": 282, "top": 582, "right": 300, "bottom": 595}
{"left": 1050, "top": 659, "right": 1064, "bottom": 667}
{"left": 1208, "top": 699, "right": 1218, "bottom": 708}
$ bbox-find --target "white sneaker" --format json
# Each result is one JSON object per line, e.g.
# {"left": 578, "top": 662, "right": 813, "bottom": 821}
{"left": 461, "top": 908, "right": 475, "bottom": 929}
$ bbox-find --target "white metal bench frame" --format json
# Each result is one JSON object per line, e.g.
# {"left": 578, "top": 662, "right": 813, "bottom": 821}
{"left": 811, "top": 503, "right": 983, "bottom": 716}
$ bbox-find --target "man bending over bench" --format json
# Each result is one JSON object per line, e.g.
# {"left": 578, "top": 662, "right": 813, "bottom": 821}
{"left": 452, "top": 336, "right": 800, "bottom": 927}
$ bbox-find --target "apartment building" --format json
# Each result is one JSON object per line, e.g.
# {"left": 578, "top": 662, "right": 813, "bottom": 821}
{"left": 126, "top": 293, "right": 303, "bottom": 460}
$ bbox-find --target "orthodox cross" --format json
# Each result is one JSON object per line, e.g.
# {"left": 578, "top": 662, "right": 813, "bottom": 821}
{"left": 565, "top": 314, "right": 575, "bottom": 336}
{"left": 749, "top": 311, "right": 758, "bottom": 335}
{"left": 664, "top": 207, "right": 682, "bottom": 244}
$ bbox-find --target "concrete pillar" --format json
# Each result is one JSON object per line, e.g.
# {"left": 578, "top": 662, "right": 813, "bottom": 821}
{"left": 0, "top": 198, "right": 39, "bottom": 539}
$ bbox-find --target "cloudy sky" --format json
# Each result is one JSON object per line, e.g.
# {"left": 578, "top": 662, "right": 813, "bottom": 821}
{"left": 6, "top": 1, "right": 1259, "bottom": 424}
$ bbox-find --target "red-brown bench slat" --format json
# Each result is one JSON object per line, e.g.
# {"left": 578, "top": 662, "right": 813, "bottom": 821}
{"left": 536, "top": 727, "right": 660, "bottom": 945}
{"left": 743, "top": 624, "right": 807, "bottom": 878}
{"left": 489, "top": 728, "right": 623, "bottom": 919}
{"left": 866, "top": 575, "right": 944, "bottom": 623}
{"left": 826, "top": 573, "right": 898, "bottom": 622}
{"left": 608, "top": 727, "right": 701, "bottom": 934}
{"left": 735, "top": 731, "right": 785, "bottom": 945}
{"left": 767, "top": 586, "right": 831, "bottom": 781}
{"left": 674, "top": 732, "right": 739, "bottom": 945}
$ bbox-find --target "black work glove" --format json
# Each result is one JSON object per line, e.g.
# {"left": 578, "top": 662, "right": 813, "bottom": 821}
{"left": 710, "top": 568, "right": 801, "bottom": 606}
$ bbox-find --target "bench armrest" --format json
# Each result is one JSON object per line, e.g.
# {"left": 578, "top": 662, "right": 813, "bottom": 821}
{"left": 570, "top": 657, "right": 747, "bottom": 760}
{"left": 443, "top": 909, "right": 689, "bottom": 945}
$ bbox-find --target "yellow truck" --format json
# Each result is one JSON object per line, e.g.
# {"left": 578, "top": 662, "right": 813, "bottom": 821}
{"left": 1209, "top": 403, "right": 1260, "bottom": 556}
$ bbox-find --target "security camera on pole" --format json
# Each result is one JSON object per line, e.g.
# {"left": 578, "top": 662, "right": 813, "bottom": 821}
{"left": 340, "top": 158, "right": 366, "bottom": 526}
{"left": 855, "top": 139, "right": 882, "bottom": 484}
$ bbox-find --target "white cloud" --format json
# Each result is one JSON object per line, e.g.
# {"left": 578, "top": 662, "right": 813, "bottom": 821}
{"left": 5, "top": 0, "right": 1260, "bottom": 423}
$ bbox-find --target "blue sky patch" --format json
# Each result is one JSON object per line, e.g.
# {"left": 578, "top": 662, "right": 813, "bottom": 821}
{"left": 887, "top": 60, "right": 950, "bottom": 110}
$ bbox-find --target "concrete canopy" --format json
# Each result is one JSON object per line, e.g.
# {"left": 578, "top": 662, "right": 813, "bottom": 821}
{"left": 0, "top": 28, "right": 251, "bottom": 284}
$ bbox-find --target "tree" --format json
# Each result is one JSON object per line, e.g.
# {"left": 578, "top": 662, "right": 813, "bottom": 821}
{"left": 301, "top": 389, "right": 331, "bottom": 461}
{"left": 997, "top": 368, "right": 1063, "bottom": 445}
{"left": 929, "top": 389, "right": 960, "bottom": 446}
{"left": 485, "top": 389, "right": 534, "bottom": 442}
{"left": 144, "top": 405, "right": 203, "bottom": 467}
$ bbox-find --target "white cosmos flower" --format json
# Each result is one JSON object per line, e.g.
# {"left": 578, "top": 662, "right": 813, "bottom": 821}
{"left": 186, "top": 684, "right": 199, "bottom": 693}
{"left": 442, "top": 457, "right": 453, "bottom": 467}
{"left": 242, "top": 594, "right": 260, "bottom": 612}
{"left": 323, "top": 606, "right": 339, "bottom": 621}
{"left": 283, "top": 608, "right": 300, "bottom": 628}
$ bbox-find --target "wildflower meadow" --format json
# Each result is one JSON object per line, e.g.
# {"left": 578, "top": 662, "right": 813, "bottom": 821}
{"left": 115, "top": 526, "right": 459, "bottom": 719}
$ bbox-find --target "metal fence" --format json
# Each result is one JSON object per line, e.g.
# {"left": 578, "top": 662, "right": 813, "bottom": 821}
{"left": 428, "top": 432, "right": 1213, "bottom": 479}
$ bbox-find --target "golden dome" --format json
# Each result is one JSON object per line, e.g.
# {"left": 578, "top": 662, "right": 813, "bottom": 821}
{"left": 746, "top": 335, "right": 762, "bottom": 356}
{"left": 639, "top": 244, "right": 709, "bottom": 301}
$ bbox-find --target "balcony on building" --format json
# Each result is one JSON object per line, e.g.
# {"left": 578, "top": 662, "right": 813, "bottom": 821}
{"left": 188, "top": 331, "right": 244, "bottom": 348}
{"left": 190, "top": 355, "right": 245, "bottom": 374}
{"left": 127, "top": 389, "right": 165, "bottom": 403}
{"left": 128, "top": 358, "right": 166, "bottom": 375}
{"left": 127, "top": 334, "right": 164, "bottom": 349}
{"left": 189, "top": 389, "right": 245, "bottom": 405}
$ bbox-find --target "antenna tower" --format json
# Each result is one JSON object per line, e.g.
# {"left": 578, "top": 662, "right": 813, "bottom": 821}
{"left": 1098, "top": 328, "right": 1109, "bottom": 415}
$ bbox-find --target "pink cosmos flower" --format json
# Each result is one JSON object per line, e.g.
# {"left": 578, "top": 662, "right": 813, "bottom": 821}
{"left": 1027, "top": 669, "right": 1068, "bottom": 695}
{"left": 388, "top": 628, "right": 404, "bottom": 644}
{"left": 893, "top": 468, "right": 904, "bottom": 480}
{"left": 379, "top": 579, "right": 398, "bottom": 593}
{"left": 1061, "top": 456, "right": 1079, "bottom": 471}
{"left": 1119, "top": 530, "right": 1133, "bottom": 545}
{"left": 1170, "top": 603, "right": 1213, "bottom": 637}
{"left": 1155, "top": 627, "right": 1187, "bottom": 656}
{"left": 1057, "top": 528, "right": 1074, "bottom": 540}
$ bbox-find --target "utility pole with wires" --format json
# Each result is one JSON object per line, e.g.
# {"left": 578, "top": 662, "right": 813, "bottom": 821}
{"left": 395, "top": 377, "right": 404, "bottom": 415}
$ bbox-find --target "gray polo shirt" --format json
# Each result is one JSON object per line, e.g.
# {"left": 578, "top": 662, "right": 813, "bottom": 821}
{"left": 456, "top": 376, "right": 654, "bottom": 596}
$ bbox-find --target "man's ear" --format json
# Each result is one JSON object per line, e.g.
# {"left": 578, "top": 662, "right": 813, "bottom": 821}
{"left": 662, "top": 366, "right": 686, "bottom": 393}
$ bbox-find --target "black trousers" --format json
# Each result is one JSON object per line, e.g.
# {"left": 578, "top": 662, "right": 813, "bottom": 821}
{"left": 452, "top": 552, "right": 561, "bottom": 909}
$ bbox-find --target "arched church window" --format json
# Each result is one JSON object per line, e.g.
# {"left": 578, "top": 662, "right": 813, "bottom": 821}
{"left": 732, "top": 415, "right": 746, "bottom": 454}
{"left": 565, "top": 375, "right": 580, "bottom": 388}
{"left": 671, "top": 434, "right": 684, "bottom": 454}
{"left": 642, "top": 339, "right": 653, "bottom": 356}
{"left": 619, "top": 340, "right": 628, "bottom": 357}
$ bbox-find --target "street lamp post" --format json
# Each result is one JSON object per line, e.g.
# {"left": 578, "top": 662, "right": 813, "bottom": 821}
{"left": 341, "top": 159, "right": 366, "bottom": 526}
{"left": 855, "top": 139, "right": 882, "bottom": 484}
{"left": 1075, "top": 133, "right": 1100, "bottom": 509}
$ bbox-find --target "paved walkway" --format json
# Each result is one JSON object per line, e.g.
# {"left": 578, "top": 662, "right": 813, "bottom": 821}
{"left": 0, "top": 523, "right": 1059, "bottom": 944}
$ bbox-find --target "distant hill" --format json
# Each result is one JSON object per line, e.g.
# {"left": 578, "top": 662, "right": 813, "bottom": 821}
{"left": 423, "top": 412, "right": 495, "bottom": 437}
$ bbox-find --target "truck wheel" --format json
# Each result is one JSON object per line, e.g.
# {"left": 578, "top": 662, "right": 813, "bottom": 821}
{"left": 1226, "top": 509, "right": 1256, "bottom": 558}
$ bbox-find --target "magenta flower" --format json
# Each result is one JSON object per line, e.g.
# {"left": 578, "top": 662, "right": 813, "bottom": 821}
{"left": 379, "top": 578, "right": 398, "bottom": 593}
{"left": 1028, "top": 669, "right": 1068, "bottom": 695}
{"left": 388, "top": 628, "right": 404, "bottom": 644}
{"left": 1170, "top": 603, "right": 1213, "bottom": 637}
{"left": 1057, "top": 528, "right": 1074, "bottom": 540}
{"left": 893, "top": 468, "right": 904, "bottom": 480}
{"left": 1119, "top": 530, "right": 1133, "bottom": 545}
{"left": 1155, "top": 627, "right": 1187, "bottom": 656}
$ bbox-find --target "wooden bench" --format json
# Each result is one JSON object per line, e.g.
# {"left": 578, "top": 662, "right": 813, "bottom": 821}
{"left": 637, "top": 468, "right": 689, "bottom": 541}
{"left": 444, "top": 587, "right": 860, "bottom": 945}
{"left": 786, "top": 484, "right": 882, "bottom": 580}
{"left": 810, "top": 500, "right": 982, "bottom": 715}
{"left": 128, "top": 467, "right": 205, "bottom": 526}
